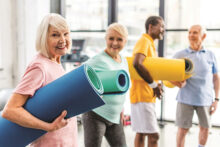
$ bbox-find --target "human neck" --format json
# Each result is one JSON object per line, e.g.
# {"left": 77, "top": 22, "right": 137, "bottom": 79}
{"left": 147, "top": 32, "right": 156, "bottom": 41}
{"left": 190, "top": 43, "right": 202, "bottom": 51}
{"left": 49, "top": 56, "right": 61, "bottom": 64}
{"left": 104, "top": 49, "right": 121, "bottom": 63}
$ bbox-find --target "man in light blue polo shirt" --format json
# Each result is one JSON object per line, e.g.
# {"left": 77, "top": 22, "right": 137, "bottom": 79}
{"left": 171, "top": 25, "right": 220, "bottom": 147}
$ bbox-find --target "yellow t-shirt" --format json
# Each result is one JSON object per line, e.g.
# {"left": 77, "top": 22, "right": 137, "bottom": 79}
{"left": 130, "top": 33, "right": 157, "bottom": 103}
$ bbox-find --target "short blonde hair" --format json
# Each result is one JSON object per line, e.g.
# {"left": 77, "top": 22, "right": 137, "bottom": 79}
{"left": 36, "top": 13, "right": 71, "bottom": 57}
{"left": 106, "top": 23, "right": 128, "bottom": 39}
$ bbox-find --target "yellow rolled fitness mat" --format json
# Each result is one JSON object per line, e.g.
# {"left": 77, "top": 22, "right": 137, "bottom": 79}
{"left": 126, "top": 57, "right": 193, "bottom": 81}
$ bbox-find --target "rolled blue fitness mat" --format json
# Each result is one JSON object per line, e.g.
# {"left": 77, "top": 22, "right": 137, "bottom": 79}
{"left": 96, "top": 70, "right": 130, "bottom": 94}
{"left": 0, "top": 64, "right": 104, "bottom": 147}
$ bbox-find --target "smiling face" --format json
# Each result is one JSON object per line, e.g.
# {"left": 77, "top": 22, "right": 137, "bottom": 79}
{"left": 149, "top": 19, "right": 165, "bottom": 40}
{"left": 188, "top": 25, "right": 206, "bottom": 51}
{"left": 105, "top": 29, "right": 127, "bottom": 57}
{"left": 47, "top": 26, "right": 71, "bottom": 61}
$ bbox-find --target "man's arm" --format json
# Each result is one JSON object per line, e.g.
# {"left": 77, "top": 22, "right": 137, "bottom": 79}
{"left": 133, "top": 53, "right": 163, "bottom": 98}
{"left": 133, "top": 53, "right": 154, "bottom": 83}
{"left": 213, "top": 73, "right": 220, "bottom": 98}
{"left": 210, "top": 73, "right": 219, "bottom": 115}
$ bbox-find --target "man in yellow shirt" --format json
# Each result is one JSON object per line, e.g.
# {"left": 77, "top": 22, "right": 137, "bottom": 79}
{"left": 130, "top": 16, "right": 164, "bottom": 147}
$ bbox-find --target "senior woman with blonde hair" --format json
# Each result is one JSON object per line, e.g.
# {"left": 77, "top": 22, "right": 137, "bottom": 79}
{"left": 82, "top": 23, "right": 129, "bottom": 147}
{"left": 2, "top": 13, "right": 78, "bottom": 147}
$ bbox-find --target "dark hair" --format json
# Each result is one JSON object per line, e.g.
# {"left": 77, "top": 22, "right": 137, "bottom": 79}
{"left": 145, "top": 16, "right": 163, "bottom": 33}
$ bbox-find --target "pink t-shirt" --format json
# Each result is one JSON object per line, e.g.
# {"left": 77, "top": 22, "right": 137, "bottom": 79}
{"left": 14, "top": 53, "right": 78, "bottom": 147}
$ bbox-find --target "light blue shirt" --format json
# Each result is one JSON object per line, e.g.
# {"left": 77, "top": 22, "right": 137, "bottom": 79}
{"left": 174, "top": 47, "right": 218, "bottom": 106}
{"left": 86, "top": 50, "right": 129, "bottom": 124}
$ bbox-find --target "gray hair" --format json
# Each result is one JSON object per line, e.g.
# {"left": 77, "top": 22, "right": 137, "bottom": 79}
{"left": 35, "top": 13, "right": 71, "bottom": 57}
{"left": 189, "top": 25, "right": 207, "bottom": 35}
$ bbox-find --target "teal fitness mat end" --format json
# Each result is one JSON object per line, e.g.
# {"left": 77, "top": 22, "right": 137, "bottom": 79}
{"left": 85, "top": 65, "right": 104, "bottom": 94}
{"left": 96, "top": 70, "right": 130, "bottom": 94}
{"left": 116, "top": 70, "right": 129, "bottom": 92}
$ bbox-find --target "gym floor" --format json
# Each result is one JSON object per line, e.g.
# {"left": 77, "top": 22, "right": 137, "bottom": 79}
{"left": 77, "top": 122, "right": 220, "bottom": 147}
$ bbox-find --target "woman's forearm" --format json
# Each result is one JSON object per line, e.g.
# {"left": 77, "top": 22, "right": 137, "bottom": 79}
{"left": 2, "top": 93, "right": 51, "bottom": 131}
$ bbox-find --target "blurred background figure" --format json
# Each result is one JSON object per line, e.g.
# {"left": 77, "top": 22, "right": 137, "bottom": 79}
{"left": 171, "top": 25, "right": 219, "bottom": 147}
{"left": 82, "top": 23, "right": 129, "bottom": 147}
{"left": 130, "top": 16, "right": 164, "bottom": 147}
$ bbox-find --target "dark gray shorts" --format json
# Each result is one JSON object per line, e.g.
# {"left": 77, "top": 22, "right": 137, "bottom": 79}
{"left": 82, "top": 111, "right": 127, "bottom": 147}
{"left": 175, "top": 102, "right": 211, "bottom": 128}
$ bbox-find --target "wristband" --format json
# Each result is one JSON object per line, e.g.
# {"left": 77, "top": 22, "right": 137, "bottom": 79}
{"left": 215, "top": 98, "right": 219, "bottom": 102}
{"left": 148, "top": 81, "right": 158, "bottom": 88}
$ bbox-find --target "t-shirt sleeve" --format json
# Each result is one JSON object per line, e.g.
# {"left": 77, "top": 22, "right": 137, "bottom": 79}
{"left": 173, "top": 51, "right": 181, "bottom": 59}
{"left": 85, "top": 54, "right": 107, "bottom": 71}
{"left": 133, "top": 38, "right": 149, "bottom": 56}
{"left": 211, "top": 52, "right": 218, "bottom": 74}
{"left": 14, "top": 64, "right": 45, "bottom": 97}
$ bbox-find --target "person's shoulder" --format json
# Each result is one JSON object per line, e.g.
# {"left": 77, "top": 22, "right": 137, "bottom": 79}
{"left": 176, "top": 48, "right": 188, "bottom": 53}
{"left": 27, "top": 54, "right": 50, "bottom": 72}
{"left": 204, "top": 49, "right": 217, "bottom": 59}
{"left": 173, "top": 48, "right": 188, "bottom": 58}
{"left": 27, "top": 54, "right": 43, "bottom": 67}
{"left": 87, "top": 51, "right": 106, "bottom": 62}
{"left": 205, "top": 49, "right": 215, "bottom": 55}
{"left": 139, "top": 34, "right": 151, "bottom": 43}
{"left": 86, "top": 51, "right": 109, "bottom": 69}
